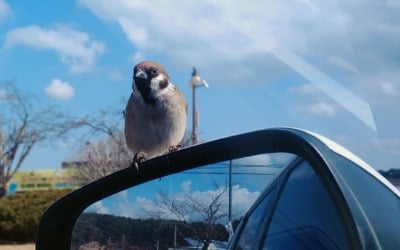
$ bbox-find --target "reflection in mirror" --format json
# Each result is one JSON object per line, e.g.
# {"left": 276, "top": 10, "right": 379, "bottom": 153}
{"left": 71, "top": 152, "right": 297, "bottom": 250}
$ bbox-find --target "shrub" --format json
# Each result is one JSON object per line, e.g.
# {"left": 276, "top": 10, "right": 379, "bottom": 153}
{"left": 0, "top": 189, "right": 71, "bottom": 242}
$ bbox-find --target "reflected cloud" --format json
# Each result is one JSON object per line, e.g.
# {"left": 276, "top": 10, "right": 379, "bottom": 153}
{"left": 95, "top": 183, "right": 260, "bottom": 222}
{"left": 86, "top": 201, "right": 109, "bottom": 214}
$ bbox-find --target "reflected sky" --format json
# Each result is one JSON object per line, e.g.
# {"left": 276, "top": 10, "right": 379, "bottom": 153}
{"left": 84, "top": 153, "right": 296, "bottom": 220}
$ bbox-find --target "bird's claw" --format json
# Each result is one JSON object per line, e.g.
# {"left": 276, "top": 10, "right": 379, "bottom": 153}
{"left": 168, "top": 144, "right": 182, "bottom": 153}
{"left": 131, "top": 153, "right": 146, "bottom": 172}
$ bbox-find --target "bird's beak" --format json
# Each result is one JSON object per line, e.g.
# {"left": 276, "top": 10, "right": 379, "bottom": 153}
{"left": 135, "top": 70, "right": 148, "bottom": 80}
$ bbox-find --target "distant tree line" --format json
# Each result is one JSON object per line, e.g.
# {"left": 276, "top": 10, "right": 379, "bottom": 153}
{"left": 379, "top": 168, "right": 400, "bottom": 179}
{"left": 72, "top": 213, "right": 231, "bottom": 250}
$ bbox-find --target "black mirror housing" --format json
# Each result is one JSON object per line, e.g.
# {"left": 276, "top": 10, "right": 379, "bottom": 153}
{"left": 36, "top": 128, "right": 399, "bottom": 250}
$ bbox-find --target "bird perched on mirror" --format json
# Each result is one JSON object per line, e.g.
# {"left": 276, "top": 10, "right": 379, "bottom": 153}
{"left": 124, "top": 61, "right": 187, "bottom": 171}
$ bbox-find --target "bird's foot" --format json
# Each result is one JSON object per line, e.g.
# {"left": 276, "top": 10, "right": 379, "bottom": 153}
{"left": 131, "top": 153, "right": 146, "bottom": 172}
{"left": 168, "top": 144, "right": 182, "bottom": 153}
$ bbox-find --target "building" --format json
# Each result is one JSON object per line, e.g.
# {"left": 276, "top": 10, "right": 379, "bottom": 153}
{"left": 7, "top": 169, "right": 79, "bottom": 195}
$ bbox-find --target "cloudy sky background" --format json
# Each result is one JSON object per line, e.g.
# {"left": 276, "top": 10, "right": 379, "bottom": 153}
{"left": 1, "top": 0, "right": 400, "bottom": 217}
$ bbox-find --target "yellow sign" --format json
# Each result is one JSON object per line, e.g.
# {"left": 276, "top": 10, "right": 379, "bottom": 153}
{"left": 7, "top": 169, "right": 79, "bottom": 194}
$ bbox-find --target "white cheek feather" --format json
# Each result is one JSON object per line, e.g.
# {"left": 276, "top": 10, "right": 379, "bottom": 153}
{"left": 151, "top": 74, "right": 174, "bottom": 93}
{"left": 150, "top": 74, "right": 165, "bottom": 90}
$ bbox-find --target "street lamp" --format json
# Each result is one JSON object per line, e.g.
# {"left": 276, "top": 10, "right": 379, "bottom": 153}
{"left": 189, "top": 67, "right": 208, "bottom": 145}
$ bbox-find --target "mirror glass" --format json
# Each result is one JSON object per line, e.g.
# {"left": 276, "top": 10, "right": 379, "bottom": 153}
{"left": 71, "top": 152, "right": 298, "bottom": 250}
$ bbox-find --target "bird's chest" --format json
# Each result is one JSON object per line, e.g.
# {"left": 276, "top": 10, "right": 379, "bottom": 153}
{"left": 135, "top": 100, "right": 174, "bottom": 134}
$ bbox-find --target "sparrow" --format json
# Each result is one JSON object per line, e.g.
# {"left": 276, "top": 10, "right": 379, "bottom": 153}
{"left": 124, "top": 61, "right": 187, "bottom": 170}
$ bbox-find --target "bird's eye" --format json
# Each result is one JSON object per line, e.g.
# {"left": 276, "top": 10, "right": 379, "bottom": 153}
{"left": 150, "top": 69, "right": 158, "bottom": 76}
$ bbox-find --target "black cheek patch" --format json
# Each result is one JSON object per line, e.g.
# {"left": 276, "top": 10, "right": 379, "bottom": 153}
{"left": 136, "top": 79, "right": 156, "bottom": 105}
{"left": 159, "top": 79, "right": 169, "bottom": 89}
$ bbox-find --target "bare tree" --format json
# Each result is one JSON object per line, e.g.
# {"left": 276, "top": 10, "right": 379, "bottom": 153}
{"left": 75, "top": 106, "right": 124, "bottom": 142}
{"left": 150, "top": 185, "right": 229, "bottom": 250}
{"left": 69, "top": 131, "right": 131, "bottom": 185}
{"left": 0, "top": 83, "right": 81, "bottom": 197}
{"left": 60, "top": 103, "right": 132, "bottom": 185}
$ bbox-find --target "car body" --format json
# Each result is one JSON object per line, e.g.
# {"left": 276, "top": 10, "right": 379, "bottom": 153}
{"left": 36, "top": 128, "right": 400, "bottom": 250}
{"left": 228, "top": 130, "right": 400, "bottom": 250}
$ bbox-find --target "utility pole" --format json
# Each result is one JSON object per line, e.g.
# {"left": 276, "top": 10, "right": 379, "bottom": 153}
{"left": 192, "top": 81, "right": 198, "bottom": 145}
{"left": 228, "top": 160, "right": 234, "bottom": 240}
{"left": 174, "top": 224, "right": 177, "bottom": 249}
{"left": 229, "top": 160, "right": 232, "bottom": 222}
{"left": 189, "top": 67, "right": 208, "bottom": 145}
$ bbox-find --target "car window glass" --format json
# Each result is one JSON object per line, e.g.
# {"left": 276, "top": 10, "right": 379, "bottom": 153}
{"left": 262, "top": 160, "right": 350, "bottom": 250}
{"left": 234, "top": 189, "right": 274, "bottom": 250}
{"left": 71, "top": 153, "right": 296, "bottom": 250}
{"left": 331, "top": 153, "right": 400, "bottom": 249}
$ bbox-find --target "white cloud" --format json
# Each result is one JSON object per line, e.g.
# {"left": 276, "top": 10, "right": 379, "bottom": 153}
{"left": 300, "top": 0, "right": 318, "bottom": 11}
{"left": 0, "top": 89, "right": 8, "bottom": 100}
{"left": 109, "top": 184, "right": 260, "bottom": 221}
{"left": 55, "top": 137, "right": 78, "bottom": 150}
{"left": 112, "top": 191, "right": 140, "bottom": 218}
{"left": 130, "top": 51, "right": 145, "bottom": 64}
{"left": 184, "top": 185, "right": 260, "bottom": 220}
{"left": 74, "top": 1, "right": 348, "bottom": 66}
{"left": 181, "top": 180, "right": 192, "bottom": 193}
{"left": 77, "top": 0, "right": 400, "bottom": 89}
{"left": 288, "top": 84, "right": 320, "bottom": 96}
{"left": 78, "top": 0, "right": 399, "bottom": 131}
{"left": 4, "top": 25, "right": 105, "bottom": 73}
{"left": 118, "top": 18, "right": 150, "bottom": 49}
{"left": 370, "top": 137, "right": 400, "bottom": 156}
{"left": 0, "top": 0, "right": 11, "bottom": 21}
{"left": 231, "top": 185, "right": 260, "bottom": 214}
{"left": 77, "top": 0, "right": 308, "bottom": 84}
{"left": 381, "top": 82, "right": 398, "bottom": 97}
{"left": 328, "top": 56, "right": 360, "bottom": 75}
{"left": 386, "top": 0, "right": 400, "bottom": 8}
{"left": 45, "top": 78, "right": 75, "bottom": 100}
{"left": 308, "top": 102, "right": 335, "bottom": 117}
{"left": 289, "top": 84, "right": 341, "bottom": 117}
{"left": 289, "top": 84, "right": 339, "bottom": 117}
{"left": 107, "top": 68, "right": 124, "bottom": 81}
{"left": 86, "top": 201, "right": 109, "bottom": 214}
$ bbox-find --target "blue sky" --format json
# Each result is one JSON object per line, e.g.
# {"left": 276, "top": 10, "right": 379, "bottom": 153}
{"left": 1, "top": 0, "right": 400, "bottom": 173}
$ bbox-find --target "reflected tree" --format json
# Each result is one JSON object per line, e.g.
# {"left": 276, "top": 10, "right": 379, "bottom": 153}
{"left": 149, "top": 185, "right": 229, "bottom": 250}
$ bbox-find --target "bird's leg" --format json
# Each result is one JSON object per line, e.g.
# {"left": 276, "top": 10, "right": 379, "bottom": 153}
{"left": 168, "top": 144, "right": 182, "bottom": 153}
{"left": 131, "top": 152, "right": 146, "bottom": 172}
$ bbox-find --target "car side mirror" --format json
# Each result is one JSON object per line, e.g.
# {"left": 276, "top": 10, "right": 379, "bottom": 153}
{"left": 36, "top": 128, "right": 400, "bottom": 250}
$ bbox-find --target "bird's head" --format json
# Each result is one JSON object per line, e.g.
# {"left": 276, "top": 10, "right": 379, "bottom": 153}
{"left": 133, "top": 61, "right": 171, "bottom": 105}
